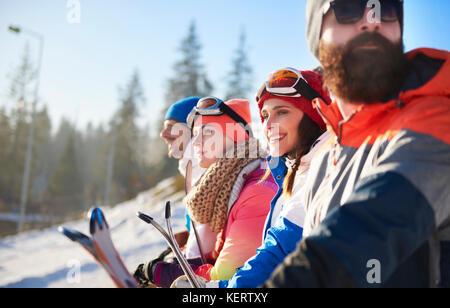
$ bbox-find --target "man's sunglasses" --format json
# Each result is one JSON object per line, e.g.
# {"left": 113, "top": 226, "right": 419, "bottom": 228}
{"left": 329, "top": 0, "right": 402, "bottom": 24}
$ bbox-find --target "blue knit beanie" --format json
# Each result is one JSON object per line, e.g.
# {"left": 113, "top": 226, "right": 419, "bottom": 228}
{"left": 165, "top": 97, "right": 201, "bottom": 124}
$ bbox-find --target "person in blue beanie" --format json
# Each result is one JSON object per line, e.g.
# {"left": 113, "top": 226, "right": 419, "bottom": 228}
{"left": 161, "top": 97, "right": 200, "bottom": 162}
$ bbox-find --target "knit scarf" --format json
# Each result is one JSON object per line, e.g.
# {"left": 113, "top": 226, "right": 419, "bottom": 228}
{"left": 184, "top": 139, "right": 264, "bottom": 233}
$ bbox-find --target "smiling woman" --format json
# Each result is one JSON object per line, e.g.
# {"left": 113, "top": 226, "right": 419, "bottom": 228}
{"left": 261, "top": 100, "right": 305, "bottom": 157}
{"left": 222, "top": 68, "right": 332, "bottom": 288}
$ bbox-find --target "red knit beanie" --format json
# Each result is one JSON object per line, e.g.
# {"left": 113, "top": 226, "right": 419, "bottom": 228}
{"left": 257, "top": 70, "right": 331, "bottom": 130}
{"left": 193, "top": 99, "right": 252, "bottom": 144}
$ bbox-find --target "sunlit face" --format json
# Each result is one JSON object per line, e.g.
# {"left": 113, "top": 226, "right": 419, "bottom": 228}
{"left": 321, "top": 7, "right": 401, "bottom": 48}
{"left": 261, "top": 98, "right": 304, "bottom": 157}
{"left": 160, "top": 119, "right": 191, "bottom": 159}
{"left": 191, "top": 124, "right": 234, "bottom": 169}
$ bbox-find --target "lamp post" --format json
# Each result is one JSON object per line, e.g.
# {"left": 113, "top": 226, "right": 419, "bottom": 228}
{"left": 8, "top": 25, "right": 44, "bottom": 233}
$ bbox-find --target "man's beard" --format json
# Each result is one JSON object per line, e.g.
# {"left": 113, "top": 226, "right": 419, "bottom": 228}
{"left": 319, "top": 32, "right": 408, "bottom": 104}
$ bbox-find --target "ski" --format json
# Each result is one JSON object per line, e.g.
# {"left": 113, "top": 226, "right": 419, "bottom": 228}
{"left": 137, "top": 202, "right": 202, "bottom": 288}
{"left": 58, "top": 226, "right": 102, "bottom": 263}
{"left": 185, "top": 160, "right": 207, "bottom": 265}
{"left": 58, "top": 207, "right": 138, "bottom": 288}
{"left": 58, "top": 226, "right": 121, "bottom": 282}
{"left": 89, "top": 207, "right": 139, "bottom": 288}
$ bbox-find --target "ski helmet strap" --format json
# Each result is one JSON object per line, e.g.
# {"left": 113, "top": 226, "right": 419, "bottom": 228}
{"left": 219, "top": 104, "right": 254, "bottom": 138}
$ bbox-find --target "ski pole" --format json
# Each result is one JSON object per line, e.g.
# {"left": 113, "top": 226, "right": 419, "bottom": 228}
{"left": 164, "top": 202, "right": 204, "bottom": 287}
{"left": 184, "top": 160, "right": 207, "bottom": 265}
{"left": 137, "top": 211, "right": 202, "bottom": 288}
{"left": 191, "top": 221, "right": 207, "bottom": 265}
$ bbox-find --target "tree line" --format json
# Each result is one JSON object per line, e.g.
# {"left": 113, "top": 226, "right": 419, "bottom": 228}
{"left": 0, "top": 21, "right": 253, "bottom": 235}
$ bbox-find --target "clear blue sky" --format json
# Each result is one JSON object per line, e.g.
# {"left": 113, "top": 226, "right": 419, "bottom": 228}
{"left": 0, "top": 0, "right": 449, "bottom": 134}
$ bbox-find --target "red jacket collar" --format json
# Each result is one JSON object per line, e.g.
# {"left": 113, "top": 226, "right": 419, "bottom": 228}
{"left": 314, "top": 48, "right": 449, "bottom": 144}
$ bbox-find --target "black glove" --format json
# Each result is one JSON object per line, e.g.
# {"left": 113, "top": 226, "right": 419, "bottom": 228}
{"left": 133, "top": 247, "right": 172, "bottom": 288}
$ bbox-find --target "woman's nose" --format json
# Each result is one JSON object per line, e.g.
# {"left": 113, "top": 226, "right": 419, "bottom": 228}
{"left": 264, "top": 115, "right": 276, "bottom": 132}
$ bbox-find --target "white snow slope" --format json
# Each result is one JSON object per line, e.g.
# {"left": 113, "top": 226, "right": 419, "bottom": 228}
{"left": 0, "top": 177, "right": 186, "bottom": 288}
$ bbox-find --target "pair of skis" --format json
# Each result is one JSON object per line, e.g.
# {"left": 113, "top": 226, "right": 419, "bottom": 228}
{"left": 59, "top": 204, "right": 201, "bottom": 288}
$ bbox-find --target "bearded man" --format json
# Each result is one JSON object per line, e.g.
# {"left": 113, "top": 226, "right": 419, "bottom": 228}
{"left": 264, "top": 0, "right": 450, "bottom": 288}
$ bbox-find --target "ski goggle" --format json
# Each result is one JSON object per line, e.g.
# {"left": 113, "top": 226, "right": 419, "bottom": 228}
{"left": 256, "top": 68, "right": 326, "bottom": 103}
{"left": 186, "top": 96, "right": 253, "bottom": 138}
{"left": 328, "top": 0, "right": 402, "bottom": 24}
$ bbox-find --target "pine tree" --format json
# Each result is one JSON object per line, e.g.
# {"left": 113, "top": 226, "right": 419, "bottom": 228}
{"left": 48, "top": 134, "right": 84, "bottom": 216}
{"left": 8, "top": 42, "right": 36, "bottom": 107}
{"left": 4, "top": 44, "right": 37, "bottom": 208}
{"left": 164, "top": 21, "right": 214, "bottom": 115}
{"left": 106, "top": 70, "right": 147, "bottom": 203}
{"left": 50, "top": 119, "right": 76, "bottom": 179}
{"left": 0, "top": 108, "right": 12, "bottom": 209}
{"left": 87, "top": 123, "right": 109, "bottom": 206}
{"left": 29, "top": 106, "right": 52, "bottom": 204}
{"left": 225, "top": 29, "right": 253, "bottom": 100}
{"left": 150, "top": 21, "right": 215, "bottom": 182}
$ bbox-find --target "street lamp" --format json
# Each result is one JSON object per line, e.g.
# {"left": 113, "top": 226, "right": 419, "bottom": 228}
{"left": 8, "top": 25, "right": 45, "bottom": 233}
{"left": 8, "top": 26, "right": 21, "bottom": 33}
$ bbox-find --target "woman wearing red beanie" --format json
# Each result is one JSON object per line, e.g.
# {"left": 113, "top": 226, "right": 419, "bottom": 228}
{"left": 135, "top": 97, "right": 277, "bottom": 288}
{"left": 215, "top": 68, "right": 333, "bottom": 288}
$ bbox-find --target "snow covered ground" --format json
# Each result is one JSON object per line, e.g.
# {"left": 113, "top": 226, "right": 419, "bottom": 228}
{"left": 0, "top": 177, "right": 186, "bottom": 288}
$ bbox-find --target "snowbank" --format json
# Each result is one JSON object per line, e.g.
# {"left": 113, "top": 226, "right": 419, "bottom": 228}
{"left": 0, "top": 177, "right": 186, "bottom": 288}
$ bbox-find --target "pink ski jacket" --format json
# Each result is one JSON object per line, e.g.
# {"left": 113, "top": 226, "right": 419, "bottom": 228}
{"left": 195, "top": 159, "right": 277, "bottom": 281}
